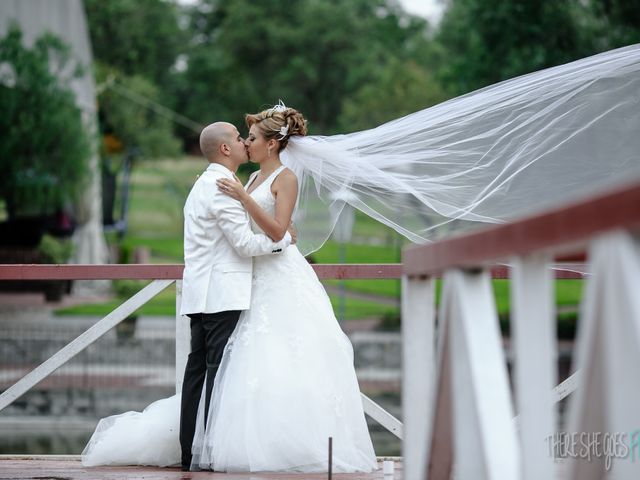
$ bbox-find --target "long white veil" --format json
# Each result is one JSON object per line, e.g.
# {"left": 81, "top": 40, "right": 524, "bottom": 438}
{"left": 280, "top": 44, "right": 640, "bottom": 255}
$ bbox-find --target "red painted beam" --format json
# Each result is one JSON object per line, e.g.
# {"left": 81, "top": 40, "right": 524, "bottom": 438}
{"left": 404, "top": 180, "right": 640, "bottom": 278}
{"left": 0, "top": 264, "right": 184, "bottom": 280}
{"left": 0, "top": 264, "right": 403, "bottom": 280}
{"left": 488, "top": 265, "right": 583, "bottom": 280}
{"left": 0, "top": 263, "right": 583, "bottom": 281}
{"left": 312, "top": 264, "right": 402, "bottom": 279}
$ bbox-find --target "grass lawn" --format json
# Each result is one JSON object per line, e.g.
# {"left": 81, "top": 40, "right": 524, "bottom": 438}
{"left": 56, "top": 157, "right": 584, "bottom": 326}
{"left": 55, "top": 285, "right": 398, "bottom": 321}
{"left": 56, "top": 283, "right": 177, "bottom": 316}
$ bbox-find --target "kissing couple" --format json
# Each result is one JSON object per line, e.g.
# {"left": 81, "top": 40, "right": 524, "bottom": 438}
{"left": 81, "top": 103, "right": 378, "bottom": 473}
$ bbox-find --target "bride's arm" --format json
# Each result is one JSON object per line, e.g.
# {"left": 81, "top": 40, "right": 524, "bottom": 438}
{"left": 217, "top": 171, "right": 297, "bottom": 242}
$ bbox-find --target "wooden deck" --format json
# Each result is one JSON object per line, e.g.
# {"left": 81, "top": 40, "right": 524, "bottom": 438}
{"left": 0, "top": 456, "right": 403, "bottom": 479}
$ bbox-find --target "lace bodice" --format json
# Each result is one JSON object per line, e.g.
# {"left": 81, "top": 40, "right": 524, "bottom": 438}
{"left": 245, "top": 165, "right": 286, "bottom": 234}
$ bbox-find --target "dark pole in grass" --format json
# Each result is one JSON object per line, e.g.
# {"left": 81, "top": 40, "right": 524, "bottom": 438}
{"left": 330, "top": 194, "right": 355, "bottom": 326}
{"left": 328, "top": 436, "right": 333, "bottom": 480}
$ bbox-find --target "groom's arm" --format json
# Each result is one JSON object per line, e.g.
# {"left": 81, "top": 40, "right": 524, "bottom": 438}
{"left": 216, "top": 194, "right": 290, "bottom": 257}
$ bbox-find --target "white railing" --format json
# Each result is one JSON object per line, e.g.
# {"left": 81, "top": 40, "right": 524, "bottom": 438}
{"left": 0, "top": 264, "right": 404, "bottom": 440}
{"left": 401, "top": 180, "right": 640, "bottom": 479}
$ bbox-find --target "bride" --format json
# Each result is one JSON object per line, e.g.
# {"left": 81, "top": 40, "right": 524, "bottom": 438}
{"left": 81, "top": 104, "right": 378, "bottom": 473}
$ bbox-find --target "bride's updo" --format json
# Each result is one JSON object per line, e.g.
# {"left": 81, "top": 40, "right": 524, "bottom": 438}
{"left": 245, "top": 102, "right": 308, "bottom": 151}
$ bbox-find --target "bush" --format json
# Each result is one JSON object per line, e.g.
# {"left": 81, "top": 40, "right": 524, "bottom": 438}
{"left": 499, "top": 310, "right": 579, "bottom": 339}
{"left": 113, "top": 279, "right": 145, "bottom": 299}
{"left": 113, "top": 279, "right": 145, "bottom": 341}
{"left": 378, "top": 310, "right": 401, "bottom": 331}
{"left": 95, "top": 63, "right": 182, "bottom": 160}
{"left": 0, "top": 25, "right": 91, "bottom": 219}
{"left": 37, "top": 234, "right": 74, "bottom": 264}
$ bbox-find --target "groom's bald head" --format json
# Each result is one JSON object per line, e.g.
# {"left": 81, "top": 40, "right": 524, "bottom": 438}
{"left": 199, "top": 122, "right": 234, "bottom": 161}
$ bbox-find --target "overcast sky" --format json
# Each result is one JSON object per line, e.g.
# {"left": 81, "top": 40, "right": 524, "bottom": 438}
{"left": 176, "top": 0, "right": 445, "bottom": 24}
{"left": 400, "top": 0, "right": 444, "bottom": 24}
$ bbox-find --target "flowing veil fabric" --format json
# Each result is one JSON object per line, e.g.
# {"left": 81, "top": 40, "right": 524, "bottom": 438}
{"left": 281, "top": 44, "right": 640, "bottom": 255}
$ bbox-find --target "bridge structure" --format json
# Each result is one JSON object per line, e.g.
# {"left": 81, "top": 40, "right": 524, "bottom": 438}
{"left": 1, "top": 180, "right": 639, "bottom": 479}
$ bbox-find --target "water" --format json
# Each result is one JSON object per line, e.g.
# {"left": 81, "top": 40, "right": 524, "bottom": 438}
{"left": 0, "top": 315, "right": 403, "bottom": 456}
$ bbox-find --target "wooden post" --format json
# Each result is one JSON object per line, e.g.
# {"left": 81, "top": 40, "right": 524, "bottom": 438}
{"left": 448, "top": 269, "right": 520, "bottom": 479}
{"left": 511, "top": 254, "right": 556, "bottom": 480}
{"left": 401, "top": 274, "right": 435, "bottom": 479}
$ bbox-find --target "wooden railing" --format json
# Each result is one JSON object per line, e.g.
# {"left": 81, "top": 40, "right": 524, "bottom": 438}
{"left": 401, "top": 180, "right": 640, "bottom": 480}
{"left": 0, "top": 263, "right": 404, "bottom": 440}
{"left": 0, "top": 258, "right": 592, "bottom": 463}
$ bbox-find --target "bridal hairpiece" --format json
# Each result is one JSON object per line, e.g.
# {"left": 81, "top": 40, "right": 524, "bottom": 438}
{"left": 269, "top": 100, "right": 289, "bottom": 138}
{"left": 278, "top": 125, "right": 289, "bottom": 139}
{"left": 270, "top": 99, "right": 287, "bottom": 114}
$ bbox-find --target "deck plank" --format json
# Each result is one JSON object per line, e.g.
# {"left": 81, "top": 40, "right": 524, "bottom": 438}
{"left": 0, "top": 456, "right": 403, "bottom": 479}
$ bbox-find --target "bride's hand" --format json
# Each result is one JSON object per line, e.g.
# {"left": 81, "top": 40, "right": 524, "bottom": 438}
{"left": 217, "top": 175, "right": 247, "bottom": 202}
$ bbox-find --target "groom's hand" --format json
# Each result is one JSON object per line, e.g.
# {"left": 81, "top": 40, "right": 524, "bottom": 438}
{"left": 287, "top": 222, "right": 297, "bottom": 245}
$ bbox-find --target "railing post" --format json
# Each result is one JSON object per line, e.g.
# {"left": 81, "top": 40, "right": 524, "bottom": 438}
{"left": 439, "top": 269, "right": 520, "bottom": 479}
{"left": 175, "top": 279, "right": 189, "bottom": 393}
{"left": 401, "top": 274, "right": 435, "bottom": 480}
{"left": 566, "top": 231, "right": 640, "bottom": 477}
{"left": 511, "top": 254, "right": 556, "bottom": 479}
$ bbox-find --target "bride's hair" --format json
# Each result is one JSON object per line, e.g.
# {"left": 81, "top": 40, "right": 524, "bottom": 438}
{"left": 245, "top": 104, "right": 307, "bottom": 151}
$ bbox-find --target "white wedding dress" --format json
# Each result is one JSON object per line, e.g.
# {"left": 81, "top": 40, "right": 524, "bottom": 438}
{"left": 82, "top": 165, "right": 377, "bottom": 473}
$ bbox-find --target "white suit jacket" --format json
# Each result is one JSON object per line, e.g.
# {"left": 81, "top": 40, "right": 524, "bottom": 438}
{"left": 180, "top": 163, "right": 289, "bottom": 315}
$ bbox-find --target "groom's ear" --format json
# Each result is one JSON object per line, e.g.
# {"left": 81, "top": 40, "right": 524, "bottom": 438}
{"left": 219, "top": 142, "right": 230, "bottom": 156}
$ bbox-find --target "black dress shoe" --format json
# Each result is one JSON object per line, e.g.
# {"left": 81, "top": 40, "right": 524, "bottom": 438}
{"left": 181, "top": 453, "right": 192, "bottom": 471}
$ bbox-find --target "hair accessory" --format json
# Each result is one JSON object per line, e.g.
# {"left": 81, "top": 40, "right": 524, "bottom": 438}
{"left": 278, "top": 125, "right": 289, "bottom": 140}
{"left": 270, "top": 99, "right": 287, "bottom": 114}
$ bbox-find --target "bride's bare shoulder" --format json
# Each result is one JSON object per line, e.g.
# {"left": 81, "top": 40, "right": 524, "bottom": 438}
{"left": 274, "top": 168, "right": 298, "bottom": 189}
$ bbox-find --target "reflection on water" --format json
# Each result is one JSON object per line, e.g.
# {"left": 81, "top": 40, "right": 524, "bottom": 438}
{"left": 1, "top": 432, "right": 91, "bottom": 455}
{"left": 0, "top": 425, "right": 401, "bottom": 457}
{"left": 0, "top": 392, "right": 401, "bottom": 456}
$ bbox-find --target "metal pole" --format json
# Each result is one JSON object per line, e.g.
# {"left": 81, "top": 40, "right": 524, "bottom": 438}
{"left": 328, "top": 436, "right": 333, "bottom": 479}
{"left": 338, "top": 241, "right": 346, "bottom": 324}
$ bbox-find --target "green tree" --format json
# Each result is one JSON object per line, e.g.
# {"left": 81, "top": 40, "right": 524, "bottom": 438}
{"left": 585, "top": 0, "right": 640, "bottom": 49}
{"left": 174, "top": 0, "right": 441, "bottom": 138}
{"left": 436, "top": 0, "right": 587, "bottom": 96}
{"left": 96, "top": 63, "right": 182, "bottom": 159}
{"left": 84, "top": 0, "right": 185, "bottom": 158}
{"left": 83, "top": 0, "right": 186, "bottom": 88}
{"left": 338, "top": 59, "right": 447, "bottom": 132}
{"left": 0, "top": 26, "right": 90, "bottom": 219}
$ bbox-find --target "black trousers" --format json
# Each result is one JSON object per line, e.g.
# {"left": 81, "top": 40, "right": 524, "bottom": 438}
{"left": 179, "top": 310, "right": 240, "bottom": 467}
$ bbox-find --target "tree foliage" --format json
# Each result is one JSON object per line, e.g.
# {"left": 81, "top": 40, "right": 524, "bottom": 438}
{"left": 84, "top": 0, "right": 185, "bottom": 156}
{"left": 436, "top": 0, "right": 588, "bottom": 96}
{"left": 173, "top": 0, "right": 442, "bottom": 136}
{"left": 81, "top": 0, "right": 640, "bottom": 148}
{"left": 96, "top": 63, "right": 182, "bottom": 159}
{"left": 83, "top": 0, "right": 186, "bottom": 88}
{"left": 338, "top": 58, "right": 446, "bottom": 133}
{"left": 586, "top": 0, "right": 640, "bottom": 49}
{"left": 0, "top": 25, "right": 90, "bottom": 218}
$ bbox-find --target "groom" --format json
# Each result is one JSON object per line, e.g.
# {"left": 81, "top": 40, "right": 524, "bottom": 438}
{"left": 179, "top": 122, "right": 293, "bottom": 471}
